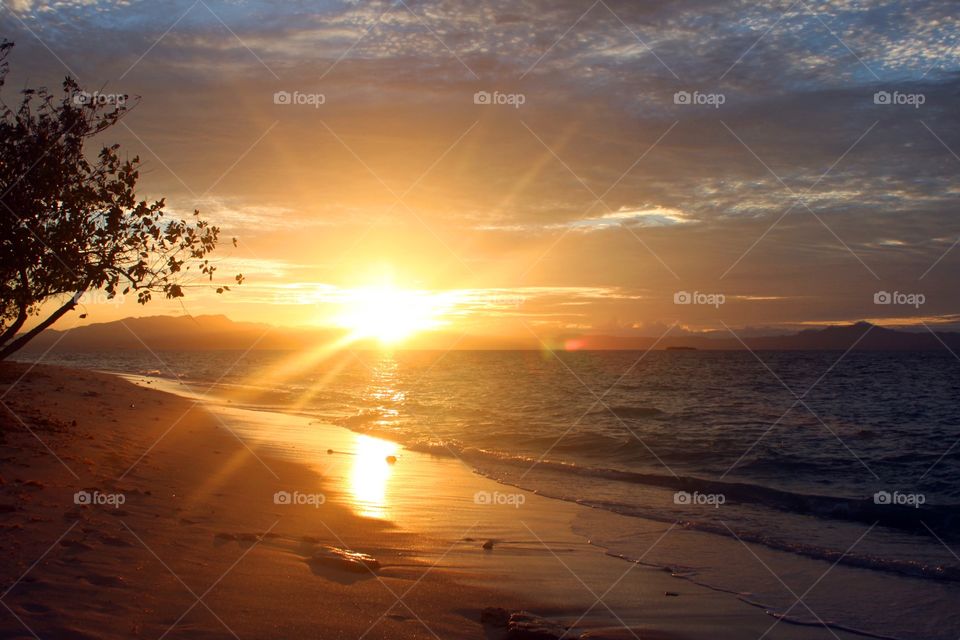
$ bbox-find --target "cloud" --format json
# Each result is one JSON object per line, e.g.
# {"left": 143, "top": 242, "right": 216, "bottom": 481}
{"left": 6, "top": 0, "right": 34, "bottom": 12}
{"left": 569, "top": 206, "right": 696, "bottom": 231}
{"left": 5, "top": 0, "right": 118, "bottom": 14}
{"left": 4, "top": 0, "right": 959, "bottom": 331}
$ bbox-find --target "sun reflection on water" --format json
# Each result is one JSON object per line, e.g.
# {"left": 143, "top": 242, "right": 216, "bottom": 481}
{"left": 363, "top": 355, "right": 406, "bottom": 431}
{"left": 348, "top": 434, "right": 398, "bottom": 519}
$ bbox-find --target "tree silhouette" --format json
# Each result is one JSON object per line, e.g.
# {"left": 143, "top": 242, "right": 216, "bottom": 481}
{"left": 0, "top": 41, "right": 241, "bottom": 359}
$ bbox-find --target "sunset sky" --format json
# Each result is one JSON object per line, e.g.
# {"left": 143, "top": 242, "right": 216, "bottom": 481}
{"left": 3, "top": 0, "right": 959, "bottom": 339}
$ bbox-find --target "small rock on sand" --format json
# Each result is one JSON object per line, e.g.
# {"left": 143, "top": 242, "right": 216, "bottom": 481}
{"left": 482, "top": 539, "right": 495, "bottom": 550}
{"left": 480, "top": 608, "right": 575, "bottom": 639}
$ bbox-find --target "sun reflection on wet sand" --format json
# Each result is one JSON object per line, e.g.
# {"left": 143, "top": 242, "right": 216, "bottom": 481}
{"left": 348, "top": 434, "right": 398, "bottom": 519}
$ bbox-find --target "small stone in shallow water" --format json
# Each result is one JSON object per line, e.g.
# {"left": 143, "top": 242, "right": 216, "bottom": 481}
{"left": 236, "top": 532, "right": 261, "bottom": 542}
{"left": 482, "top": 539, "right": 495, "bottom": 550}
{"left": 508, "top": 612, "right": 573, "bottom": 639}
{"left": 479, "top": 609, "right": 574, "bottom": 639}
{"left": 309, "top": 545, "right": 381, "bottom": 573}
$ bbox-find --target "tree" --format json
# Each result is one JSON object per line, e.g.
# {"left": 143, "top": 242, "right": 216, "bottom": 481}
{"left": 0, "top": 41, "right": 241, "bottom": 360}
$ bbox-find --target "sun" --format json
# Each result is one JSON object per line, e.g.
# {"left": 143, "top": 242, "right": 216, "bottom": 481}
{"left": 335, "top": 284, "right": 445, "bottom": 345}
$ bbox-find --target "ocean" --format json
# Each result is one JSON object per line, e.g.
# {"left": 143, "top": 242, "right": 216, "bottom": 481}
{"left": 24, "top": 348, "right": 960, "bottom": 639}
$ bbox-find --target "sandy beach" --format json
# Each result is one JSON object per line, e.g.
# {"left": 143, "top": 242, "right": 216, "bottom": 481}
{"left": 1, "top": 362, "right": 511, "bottom": 639}
{"left": 1, "top": 362, "right": 876, "bottom": 639}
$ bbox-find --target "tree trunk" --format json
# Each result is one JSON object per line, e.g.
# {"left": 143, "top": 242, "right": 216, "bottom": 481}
{"left": 0, "top": 302, "right": 28, "bottom": 348}
{"left": 0, "top": 269, "right": 32, "bottom": 348}
{"left": 0, "top": 291, "right": 82, "bottom": 360}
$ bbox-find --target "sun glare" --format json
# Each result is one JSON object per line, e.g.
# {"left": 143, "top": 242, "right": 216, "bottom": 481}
{"left": 348, "top": 434, "right": 399, "bottom": 519}
{"left": 335, "top": 284, "right": 445, "bottom": 345}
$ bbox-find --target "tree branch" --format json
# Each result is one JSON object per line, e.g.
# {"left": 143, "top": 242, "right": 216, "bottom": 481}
{"left": 0, "top": 287, "right": 84, "bottom": 360}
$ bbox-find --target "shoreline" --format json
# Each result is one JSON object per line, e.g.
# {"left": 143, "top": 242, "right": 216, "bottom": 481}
{"left": 135, "top": 370, "right": 947, "bottom": 640}
{"left": 1, "top": 362, "right": 876, "bottom": 639}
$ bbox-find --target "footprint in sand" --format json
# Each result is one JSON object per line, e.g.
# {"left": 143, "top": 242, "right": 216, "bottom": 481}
{"left": 82, "top": 574, "right": 126, "bottom": 588}
{"left": 20, "top": 602, "right": 51, "bottom": 614}
{"left": 386, "top": 614, "right": 413, "bottom": 622}
{"left": 99, "top": 534, "right": 132, "bottom": 547}
{"left": 60, "top": 539, "right": 94, "bottom": 552}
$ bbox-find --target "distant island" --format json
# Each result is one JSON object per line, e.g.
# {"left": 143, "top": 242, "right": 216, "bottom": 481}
{"left": 13, "top": 316, "right": 960, "bottom": 353}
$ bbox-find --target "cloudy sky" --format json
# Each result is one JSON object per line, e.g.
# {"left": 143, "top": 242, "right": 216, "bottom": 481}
{"left": 3, "top": 0, "right": 959, "bottom": 339}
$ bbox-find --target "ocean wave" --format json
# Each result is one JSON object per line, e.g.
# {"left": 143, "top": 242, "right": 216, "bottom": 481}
{"left": 401, "top": 440, "right": 960, "bottom": 578}
{"left": 587, "top": 405, "right": 666, "bottom": 419}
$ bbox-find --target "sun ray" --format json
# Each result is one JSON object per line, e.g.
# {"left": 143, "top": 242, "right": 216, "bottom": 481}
{"left": 334, "top": 282, "right": 452, "bottom": 346}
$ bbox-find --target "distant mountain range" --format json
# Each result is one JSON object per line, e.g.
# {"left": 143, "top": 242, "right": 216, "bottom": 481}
{"left": 14, "top": 315, "right": 960, "bottom": 352}
{"left": 569, "top": 321, "right": 960, "bottom": 351}
{"left": 17, "top": 315, "right": 330, "bottom": 353}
